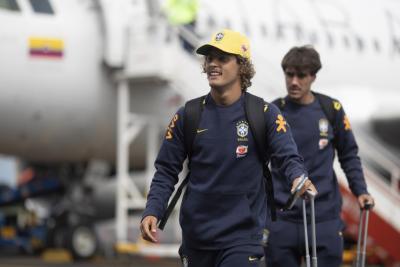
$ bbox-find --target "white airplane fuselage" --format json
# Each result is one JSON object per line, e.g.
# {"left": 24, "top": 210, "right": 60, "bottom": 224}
{"left": 0, "top": 0, "right": 115, "bottom": 163}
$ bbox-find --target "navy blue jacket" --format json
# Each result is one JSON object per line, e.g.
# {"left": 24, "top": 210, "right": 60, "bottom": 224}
{"left": 142, "top": 93, "right": 306, "bottom": 249}
{"left": 272, "top": 95, "right": 368, "bottom": 223}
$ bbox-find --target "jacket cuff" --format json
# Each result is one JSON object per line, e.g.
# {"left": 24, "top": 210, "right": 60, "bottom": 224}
{"left": 288, "top": 171, "right": 308, "bottom": 186}
{"left": 141, "top": 208, "right": 162, "bottom": 222}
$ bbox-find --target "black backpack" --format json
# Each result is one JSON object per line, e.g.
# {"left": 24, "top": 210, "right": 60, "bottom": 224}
{"left": 158, "top": 92, "right": 276, "bottom": 230}
{"left": 273, "top": 91, "right": 340, "bottom": 147}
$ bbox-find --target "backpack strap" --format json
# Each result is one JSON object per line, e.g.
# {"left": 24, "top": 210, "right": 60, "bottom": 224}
{"left": 313, "top": 92, "right": 335, "bottom": 128}
{"left": 158, "top": 95, "right": 206, "bottom": 230}
{"left": 244, "top": 93, "right": 276, "bottom": 221}
{"left": 313, "top": 91, "right": 339, "bottom": 148}
{"left": 184, "top": 96, "right": 206, "bottom": 159}
{"left": 272, "top": 97, "right": 285, "bottom": 109}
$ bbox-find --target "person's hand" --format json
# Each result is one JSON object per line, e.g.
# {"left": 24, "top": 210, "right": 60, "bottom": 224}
{"left": 291, "top": 176, "right": 318, "bottom": 198}
{"left": 140, "top": 215, "right": 158, "bottom": 243}
{"left": 358, "top": 194, "right": 374, "bottom": 209}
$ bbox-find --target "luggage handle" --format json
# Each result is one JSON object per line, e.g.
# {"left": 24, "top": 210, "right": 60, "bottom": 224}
{"left": 282, "top": 178, "right": 318, "bottom": 267}
{"left": 361, "top": 202, "right": 373, "bottom": 210}
{"left": 355, "top": 201, "right": 372, "bottom": 267}
{"left": 282, "top": 175, "right": 308, "bottom": 211}
{"left": 302, "top": 191, "right": 318, "bottom": 267}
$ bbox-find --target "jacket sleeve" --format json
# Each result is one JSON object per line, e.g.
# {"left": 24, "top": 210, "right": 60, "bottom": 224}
{"left": 265, "top": 103, "right": 307, "bottom": 185}
{"left": 333, "top": 101, "right": 369, "bottom": 196}
{"left": 142, "top": 107, "right": 187, "bottom": 220}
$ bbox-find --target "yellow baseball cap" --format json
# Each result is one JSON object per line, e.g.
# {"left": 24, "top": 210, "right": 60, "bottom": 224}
{"left": 196, "top": 29, "right": 251, "bottom": 59}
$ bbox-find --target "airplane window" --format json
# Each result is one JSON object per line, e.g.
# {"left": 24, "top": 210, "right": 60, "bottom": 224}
{"left": 356, "top": 36, "right": 364, "bottom": 51}
{"left": 243, "top": 22, "right": 250, "bottom": 36}
{"left": 28, "top": 0, "right": 54, "bottom": 14}
{"left": 342, "top": 35, "right": 350, "bottom": 48}
{"left": 373, "top": 39, "right": 381, "bottom": 52}
{"left": 0, "top": 0, "right": 19, "bottom": 11}
{"left": 276, "top": 23, "right": 285, "bottom": 40}
{"left": 309, "top": 32, "right": 318, "bottom": 45}
{"left": 146, "top": 0, "right": 159, "bottom": 17}
{"left": 260, "top": 24, "right": 267, "bottom": 38}
{"left": 294, "top": 24, "right": 304, "bottom": 41}
{"left": 224, "top": 19, "right": 231, "bottom": 29}
{"left": 326, "top": 32, "right": 334, "bottom": 48}
{"left": 207, "top": 15, "right": 216, "bottom": 29}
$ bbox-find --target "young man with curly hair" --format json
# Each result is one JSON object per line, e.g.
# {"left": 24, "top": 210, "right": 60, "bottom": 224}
{"left": 140, "top": 30, "right": 316, "bottom": 267}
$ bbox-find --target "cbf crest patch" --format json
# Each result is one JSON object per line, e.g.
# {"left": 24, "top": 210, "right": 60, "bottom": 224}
{"left": 236, "top": 120, "right": 249, "bottom": 138}
{"left": 215, "top": 32, "right": 224, "bottom": 41}
{"left": 319, "top": 118, "right": 329, "bottom": 137}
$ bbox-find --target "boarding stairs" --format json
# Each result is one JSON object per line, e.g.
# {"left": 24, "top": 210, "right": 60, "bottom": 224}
{"left": 96, "top": 0, "right": 208, "bottom": 257}
{"left": 336, "top": 125, "right": 400, "bottom": 266}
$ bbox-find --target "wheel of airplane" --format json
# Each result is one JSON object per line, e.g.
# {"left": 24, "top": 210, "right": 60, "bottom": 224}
{"left": 66, "top": 224, "right": 98, "bottom": 260}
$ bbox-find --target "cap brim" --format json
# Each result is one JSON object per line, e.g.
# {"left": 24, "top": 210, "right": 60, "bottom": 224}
{"left": 196, "top": 44, "right": 235, "bottom": 57}
{"left": 196, "top": 44, "right": 213, "bottom": 55}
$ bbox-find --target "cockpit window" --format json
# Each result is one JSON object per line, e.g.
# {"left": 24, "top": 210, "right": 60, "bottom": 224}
{"left": 28, "top": 0, "right": 54, "bottom": 14}
{"left": 0, "top": 0, "right": 20, "bottom": 11}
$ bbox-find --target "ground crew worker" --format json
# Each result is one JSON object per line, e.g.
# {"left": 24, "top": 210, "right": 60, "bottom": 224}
{"left": 140, "top": 29, "right": 317, "bottom": 267}
{"left": 264, "top": 45, "right": 375, "bottom": 267}
{"left": 164, "top": 0, "right": 199, "bottom": 53}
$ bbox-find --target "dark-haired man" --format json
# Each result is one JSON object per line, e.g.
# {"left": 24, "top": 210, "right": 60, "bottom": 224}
{"left": 140, "top": 30, "right": 316, "bottom": 267}
{"left": 264, "top": 45, "right": 375, "bottom": 267}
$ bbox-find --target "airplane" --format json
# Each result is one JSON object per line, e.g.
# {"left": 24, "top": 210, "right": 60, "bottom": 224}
{"left": 0, "top": 0, "right": 399, "bottom": 264}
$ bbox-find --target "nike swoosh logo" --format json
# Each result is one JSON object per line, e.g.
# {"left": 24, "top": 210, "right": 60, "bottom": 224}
{"left": 196, "top": 129, "right": 208, "bottom": 133}
{"left": 248, "top": 256, "right": 260, "bottom": 262}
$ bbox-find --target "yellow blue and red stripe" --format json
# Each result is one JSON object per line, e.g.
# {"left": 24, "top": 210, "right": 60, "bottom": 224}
{"left": 29, "top": 37, "right": 64, "bottom": 58}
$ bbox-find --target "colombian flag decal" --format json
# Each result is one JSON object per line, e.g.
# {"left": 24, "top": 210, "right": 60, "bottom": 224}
{"left": 29, "top": 37, "right": 64, "bottom": 58}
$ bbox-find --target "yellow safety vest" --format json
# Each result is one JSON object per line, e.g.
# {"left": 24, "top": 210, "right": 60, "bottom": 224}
{"left": 165, "top": 0, "right": 199, "bottom": 25}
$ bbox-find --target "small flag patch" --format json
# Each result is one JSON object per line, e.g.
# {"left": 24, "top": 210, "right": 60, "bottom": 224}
{"left": 29, "top": 37, "right": 64, "bottom": 58}
{"left": 236, "top": 145, "right": 248, "bottom": 158}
